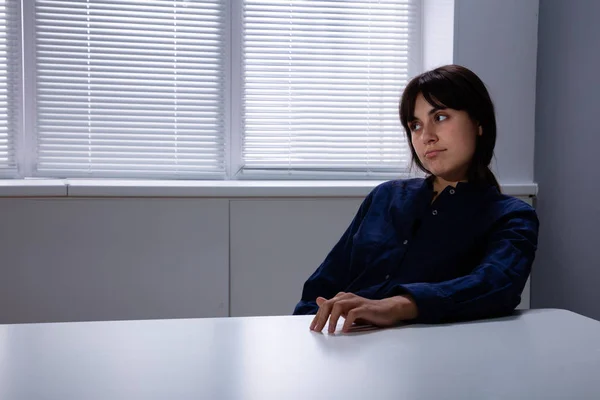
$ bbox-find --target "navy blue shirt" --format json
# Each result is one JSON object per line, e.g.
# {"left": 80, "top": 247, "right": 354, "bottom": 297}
{"left": 293, "top": 178, "right": 539, "bottom": 323}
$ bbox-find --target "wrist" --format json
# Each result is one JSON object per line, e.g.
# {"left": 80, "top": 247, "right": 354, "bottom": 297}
{"left": 392, "top": 295, "right": 419, "bottom": 320}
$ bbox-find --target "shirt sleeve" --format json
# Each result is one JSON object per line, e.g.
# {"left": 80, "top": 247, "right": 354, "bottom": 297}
{"left": 292, "top": 189, "right": 377, "bottom": 315}
{"left": 381, "top": 207, "right": 539, "bottom": 323}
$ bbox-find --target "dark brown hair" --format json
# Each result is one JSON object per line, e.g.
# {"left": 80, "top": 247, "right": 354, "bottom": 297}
{"left": 399, "top": 64, "right": 500, "bottom": 191}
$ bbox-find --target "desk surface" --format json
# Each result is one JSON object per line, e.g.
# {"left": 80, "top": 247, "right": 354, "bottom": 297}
{"left": 1, "top": 309, "right": 599, "bottom": 400}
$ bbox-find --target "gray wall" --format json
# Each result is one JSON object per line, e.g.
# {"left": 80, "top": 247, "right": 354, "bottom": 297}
{"left": 533, "top": 0, "right": 600, "bottom": 320}
{"left": 454, "top": 0, "right": 539, "bottom": 185}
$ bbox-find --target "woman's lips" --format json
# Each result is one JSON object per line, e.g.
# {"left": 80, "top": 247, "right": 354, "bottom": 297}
{"left": 425, "top": 149, "right": 445, "bottom": 159}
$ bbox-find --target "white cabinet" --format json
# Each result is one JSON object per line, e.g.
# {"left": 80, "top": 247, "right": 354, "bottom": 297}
{"left": 230, "top": 199, "right": 363, "bottom": 317}
{"left": 0, "top": 198, "right": 229, "bottom": 323}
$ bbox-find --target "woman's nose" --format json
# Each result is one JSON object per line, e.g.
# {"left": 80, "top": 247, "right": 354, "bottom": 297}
{"left": 422, "top": 126, "right": 438, "bottom": 143}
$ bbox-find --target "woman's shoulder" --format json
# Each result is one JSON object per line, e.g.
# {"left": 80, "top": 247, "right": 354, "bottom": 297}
{"left": 484, "top": 189, "right": 539, "bottom": 226}
{"left": 487, "top": 189, "right": 535, "bottom": 211}
{"left": 361, "top": 178, "right": 426, "bottom": 209}
{"left": 371, "top": 178, "right": 426, "bottom": 194}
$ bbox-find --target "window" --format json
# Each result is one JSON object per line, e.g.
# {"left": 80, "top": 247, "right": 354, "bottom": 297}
{"left": 0, "top": 0, "right": 20, "bottom": 177}
{"left": 13, "top": 0, "right": 422, "bottom": 180}
{"left": 239, "top": 0, "right": 420, "bottom": 178}
{"left": 27, "top": 0, "right": 227, "bottom": 178}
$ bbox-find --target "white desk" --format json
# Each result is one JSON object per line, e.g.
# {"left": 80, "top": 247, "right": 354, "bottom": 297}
{"left": 1, "top": 309, "right": 599, "bottom": 400}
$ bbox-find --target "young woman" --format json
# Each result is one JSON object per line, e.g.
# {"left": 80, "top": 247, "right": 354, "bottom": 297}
{"left": 293, "top": 65, "right": 539, "bottom": 333}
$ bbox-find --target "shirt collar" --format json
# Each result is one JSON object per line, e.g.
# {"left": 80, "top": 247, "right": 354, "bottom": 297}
{"left": 424, "top": 175, "right": 493, "bottom": 195}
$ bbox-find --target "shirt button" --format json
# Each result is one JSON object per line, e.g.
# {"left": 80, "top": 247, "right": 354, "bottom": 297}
{"left": 449, "top": 189, "right": 456, "bottom": 195}
{"left": 432, "top": 209, "right": 438, "bottom": 216}
{"left": 385, "top": 275, "right": 390, "bottom": 280}
{"left": 403, "top": 239, "right": 409, "bottom": 245}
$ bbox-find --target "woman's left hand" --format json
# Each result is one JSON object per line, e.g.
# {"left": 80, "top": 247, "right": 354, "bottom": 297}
{"left": 309, "top": 292, "right": 419, "bottom": 333}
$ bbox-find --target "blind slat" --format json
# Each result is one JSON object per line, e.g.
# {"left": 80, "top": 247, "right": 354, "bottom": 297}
{"left": 242, "top": 0, "right": 420, "bottom": 173}
{"left": 35, "top": 0, "right": 226, "bottom": 178}
{"left": 0, "top": 0, "right": 19, "bottom": 173}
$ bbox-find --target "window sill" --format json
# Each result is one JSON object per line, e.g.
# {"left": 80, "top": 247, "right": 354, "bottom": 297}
{"left": 0, "top": 179, "right": 68, "bottom": 197}
{"left": 0, "top": 179, "right": 538, "bottom": 198}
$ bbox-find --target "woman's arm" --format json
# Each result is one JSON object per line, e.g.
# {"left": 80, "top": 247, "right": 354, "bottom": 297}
{"left": 382, "top": 208, "right": 539, "bottom": 323}
{"left": 292, "top": 190, "right": 377, "bottom": 315}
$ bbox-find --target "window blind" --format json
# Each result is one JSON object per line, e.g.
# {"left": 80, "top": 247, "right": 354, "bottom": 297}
{"left": 0, "top": 0, "right": 20, "bottom": 175}
{"left": 33, "top": 0, "right": 227, "bottom": 178}
{"left": 241, "top": 0, "right": 420, "bottom": 176}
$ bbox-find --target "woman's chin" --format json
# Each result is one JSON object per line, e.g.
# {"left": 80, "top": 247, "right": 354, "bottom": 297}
{"left": 425, "top": 166, "right": 446, "bottom": 177}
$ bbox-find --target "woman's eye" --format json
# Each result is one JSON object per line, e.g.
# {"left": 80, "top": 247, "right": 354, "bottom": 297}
{"left": 435, "top": 114, "right": 448, "bottom": 122}
{"left": 410, "top": 122, "right": 422, "bottom": 132}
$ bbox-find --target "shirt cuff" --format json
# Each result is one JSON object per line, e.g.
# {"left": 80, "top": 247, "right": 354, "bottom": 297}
{"left": 386, "top": 282, "right": 452, "bottom": 324}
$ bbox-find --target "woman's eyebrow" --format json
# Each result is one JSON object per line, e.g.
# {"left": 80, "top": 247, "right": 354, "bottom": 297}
{"left": 411, "top": 106, "right": 447, "bottom": 121}
{"left": 428, "top": 106, "right": 446, "bottom": 116}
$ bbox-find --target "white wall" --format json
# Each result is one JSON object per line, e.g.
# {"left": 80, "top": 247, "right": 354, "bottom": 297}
{"left": 454, "top": 0, "right": 539, "bottom": 186}
{"left": 422, "top": 0, "right": 454, "bottom": 71}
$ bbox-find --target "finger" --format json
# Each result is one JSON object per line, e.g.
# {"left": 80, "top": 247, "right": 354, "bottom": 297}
{"left": 327, "top": 301, "right": 348, "bottom": 333}
{"left": 331, "top": 292, "right": 350, "bottom": 302}
{"left": 313, "top": 301, "right": 333, "bottom": 332}
{"left": 313, "top": 297, "right": 342, "bottom": 332}
{"left": 310, "top": 296, "right": 332, "bottom": 330}
{"left": 310, "top": 313, "right": 319, "bottom": 331}
{"left": 310, "top": 299, "right": 327, "bottom": 330}
{"left": 345, "top": 324, "right": 379, "bottom": 333}
{"left": 311, "top": 293, "right": 353, "bottom": 332}
{"left": 328, "top": 298, "right": 363, "bottom": 333}
{"left": 313, "top": 292, "right": 350, "bottom": 332}
{"left": 310, "top": 301, "right": 327, "bottom": 332}
{"left": 342, "top": 306, "right": 369, "bottom": 333}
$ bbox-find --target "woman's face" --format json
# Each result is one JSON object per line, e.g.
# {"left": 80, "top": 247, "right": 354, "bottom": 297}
{"left": 409, "top": 93, "right": 481, "bottom": 182}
